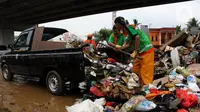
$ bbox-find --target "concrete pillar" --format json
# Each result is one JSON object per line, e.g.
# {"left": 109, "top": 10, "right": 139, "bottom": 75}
{"left": 0, "top": 27, "right": 14, "bottom": 46}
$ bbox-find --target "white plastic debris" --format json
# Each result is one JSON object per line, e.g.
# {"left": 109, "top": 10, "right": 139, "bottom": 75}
{"left": 169, "top": 69, "right": 177, "bottom": 82}
{"left": 170, "top": 47, "right": 180, "bottom": 68}
{"left": 106, "top": 64, "right": 116, "bottom": 69}
{"left": 116, "top": 62, "right": 127, "bottom": 69}
{"left": 127, "top": 75, "right": 140, "bottom": 89}
{"left": 119, "top": 96, "right": 146, "bottom": 112}
{"left": 187, "top": 75, "right": 200, "bottom": 92}
{"left": 74, "top": 99, "right": 83, "bottom": 105}
{"left": 90, "top": 71, "right": 96, "bottom": 77}
{"left": 94, "top": 98, "right": 106, "bottom": 106}
{"left": 66, "top": 99, "right": 104, "bottom": 112}
{"left": 176, "top": 75, "right": 184, "bottom": 81}
{"left": 164, "top": 46, "right": 174, "bottom": 52}
{"left": 78, "top": 82, "right": 87, "bottom": 90}
{"left": 135, "top": 100, "right": 157, "bottom": 111}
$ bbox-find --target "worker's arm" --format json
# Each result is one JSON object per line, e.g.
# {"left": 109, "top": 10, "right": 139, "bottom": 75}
{"left": 108, "top": 42, "right": 116, "bottom": 48}
{"left": 134, "top": 35, "right": 140, "bottom": 52}
{"left": 108, "top": 34, "right": 117, "bottom": 48}
{"left": 130, "top": 35, "right": 140, "bottom": 58}
{"left": 120, "top": 43, "right": 130, "bottom": 50}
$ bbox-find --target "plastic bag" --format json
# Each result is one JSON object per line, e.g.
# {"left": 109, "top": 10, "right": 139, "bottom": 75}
{"left": 79, "top": 82, "right": 87, "bottom": 90}
{"left": 135, "top": 99, "right": 157, "bottom": 111}
{"left": 169, "top": 70, "right": 177, "bottom": 82}
{"left": 187, "top": 75, "right": 200, "bottom": 92}
{"left": 127, "top": 75, "right": 140, "bottom": 89}
{"left": 107, "top": 58, "right": 116, "bottom": 63}
{"left": 170, "top": 47, "right": 180, "bottom": 68}
{"left": 90, "top": 86, "right": 104, "bottom": 97}
{"left": 169, "top": 99, "right": 182, "bottom": 109}
{"left": 66, "top": 99, "right": 104, "bottom": 112}
{"left": 145, "top": 89, "right": 171, "bottom": 100}
{"left": 177, "top": 109, "right": 188, "bottom": 112}
{"left": 119, "top": 96, "right": 146, "bottom": 112}
{"left": 176, "top": 67, "right": 190, "bottom": 78}
{"left": 176, "top": 89, "right": 198, "bottom": 108}
{"left": 94, "top": 98, "right": 106, "bottom": 106}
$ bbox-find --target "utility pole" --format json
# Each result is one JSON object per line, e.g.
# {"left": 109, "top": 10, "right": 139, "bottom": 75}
{"left": 112, "top": 11, "right": 117, "bottom": 26}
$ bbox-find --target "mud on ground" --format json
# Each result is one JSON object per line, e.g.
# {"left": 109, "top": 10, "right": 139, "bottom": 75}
{"left": 0, "top": 74, "right": 80, "bottom": 112}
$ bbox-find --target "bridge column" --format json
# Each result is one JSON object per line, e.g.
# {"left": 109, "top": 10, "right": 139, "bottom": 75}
{"left": 0, "top": 27, "right": 14, "bottom": 46}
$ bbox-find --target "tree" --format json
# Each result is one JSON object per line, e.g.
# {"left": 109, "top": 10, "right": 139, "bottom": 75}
{"left": 99, "top": 28, "right": 112, "bottom": 39}
{"left": 133, "top": 19, "right": 141, "bottom": 29}
{"left": 92, "top": 31, "right": 100, "bottom": 38}
{"left": 93, "top": 28, "right": 113, "bottom": 41}
{"left": 186, "top": 17, "right": 200, "bottom": 31}
{"left": 176, "top": 25, "right": 181, "bottom": 34}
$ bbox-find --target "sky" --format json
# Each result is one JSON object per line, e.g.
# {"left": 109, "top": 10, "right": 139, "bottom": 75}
{"left": 15, "top": 0, "right": 200, "bottom": 37}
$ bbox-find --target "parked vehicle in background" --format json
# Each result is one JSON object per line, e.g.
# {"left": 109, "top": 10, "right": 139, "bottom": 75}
{"left": 0, "top": 27, "right": 85, "bottom": 95}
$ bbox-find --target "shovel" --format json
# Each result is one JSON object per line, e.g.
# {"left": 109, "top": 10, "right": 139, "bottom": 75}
{"left": 98, "top": 43, "right": 142, "bottom": 60}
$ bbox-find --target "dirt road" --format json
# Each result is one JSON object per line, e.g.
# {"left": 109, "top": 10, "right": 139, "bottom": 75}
{"left": 0, "top": 74, "right": 80, "bottom": 112}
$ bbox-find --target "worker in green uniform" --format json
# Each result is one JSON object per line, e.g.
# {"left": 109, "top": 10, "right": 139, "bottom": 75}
{"left": 107, "top": 25, "right": 128, "bottom": 63}
{"left": 114, "top": 16, "right": 154, "bottom": 85}
{"left": 108, "top": 25, "right": 126, "bottom": 48}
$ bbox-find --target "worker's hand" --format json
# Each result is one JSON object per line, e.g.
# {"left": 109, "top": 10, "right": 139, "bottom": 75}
{"left": 115, "top": 45, "right": 122, "bottom": 51}
{"left": 130, "top": 51, "right": 137, "bottom": 59}
{"left": 115, "top": 45, "right": 122, "bottom": 48}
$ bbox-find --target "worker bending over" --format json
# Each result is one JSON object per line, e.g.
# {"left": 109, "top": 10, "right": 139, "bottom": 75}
{"left": 114, "top": 16, "right": 154, "bottom": 85}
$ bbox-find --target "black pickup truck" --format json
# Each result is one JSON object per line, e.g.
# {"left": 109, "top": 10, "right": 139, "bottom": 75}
{"left": 0, "top": 27, "right": 85, "bottom": 95}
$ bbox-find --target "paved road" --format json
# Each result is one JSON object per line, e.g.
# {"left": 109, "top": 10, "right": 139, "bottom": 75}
{"left": 0, "top": 73, "right": 80, "bottom": 112}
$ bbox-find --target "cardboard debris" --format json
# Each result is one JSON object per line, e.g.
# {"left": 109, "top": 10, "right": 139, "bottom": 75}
{"left": 160, "top": 31, "right": 188, "bottom": 51}
{"left": 152, "top": 76, "right": 169, "bottom": 86}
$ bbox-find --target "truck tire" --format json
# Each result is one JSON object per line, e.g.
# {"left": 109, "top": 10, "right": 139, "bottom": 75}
{"left": 46, "top": 70, "right": 64, "bottom": 96}
{"left": 1, "top": 64, "right": 13, "bottom": 81}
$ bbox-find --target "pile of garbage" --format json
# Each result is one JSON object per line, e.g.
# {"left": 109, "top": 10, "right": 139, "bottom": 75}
{"left": 47, "top": 32, "right": 83, "bottom": 48}
{"left": 66, "top": 31, "right": 200, "bottom": 112}
{"left": 66, "top": 53, "right": 200, "bottom": 111}
{"left": 154, "top": 31, "right": 200, "bottom": 79}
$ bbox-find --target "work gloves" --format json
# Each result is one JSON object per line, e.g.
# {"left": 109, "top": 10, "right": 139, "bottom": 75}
{"left": 130, "top": 51, "right": 137, "bottom": 59}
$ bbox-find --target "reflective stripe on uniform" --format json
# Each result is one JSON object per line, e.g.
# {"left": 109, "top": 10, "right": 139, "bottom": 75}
{"left": 139, "top": 44, "right": 153, "bottom": 53}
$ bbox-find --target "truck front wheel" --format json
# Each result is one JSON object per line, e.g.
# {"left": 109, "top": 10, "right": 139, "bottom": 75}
{"left": 46, "top": 71, "right": 64, "bottom": 96}
{"left": 1, "top": 64, "right": 13, "bottom": 81}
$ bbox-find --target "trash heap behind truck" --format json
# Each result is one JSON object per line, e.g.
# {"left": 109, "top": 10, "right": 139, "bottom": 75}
{"left": 0, "top": 27, "right": 85, "bottom": 95}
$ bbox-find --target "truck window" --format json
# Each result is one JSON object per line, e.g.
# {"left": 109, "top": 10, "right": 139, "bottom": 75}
{"left": 14, "top": 30, "right": 33, "bottom": 51}
{"left": 41, "top": 28, "right": 67, "bottom": 41}
{"left": 15, "top": 33, "right": 28, "bottom": 47}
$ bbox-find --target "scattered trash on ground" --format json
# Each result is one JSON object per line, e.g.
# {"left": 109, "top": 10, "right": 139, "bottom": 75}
{"left": 66, "top": 31, "right": 200, "bottom": 112}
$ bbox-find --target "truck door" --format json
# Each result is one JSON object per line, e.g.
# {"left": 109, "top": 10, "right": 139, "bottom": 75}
{"left": 7, "top": 30, "right": 33, "bottom": 75}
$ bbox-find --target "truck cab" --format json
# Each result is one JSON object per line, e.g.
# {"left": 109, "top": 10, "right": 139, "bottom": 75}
{"left": 1, "top": 27, "right": 85, "bottom": 95}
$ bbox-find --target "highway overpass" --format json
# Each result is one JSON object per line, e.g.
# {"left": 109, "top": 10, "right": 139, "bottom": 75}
{"left": 0, "top": 0, "right": 192, "bottom": 45}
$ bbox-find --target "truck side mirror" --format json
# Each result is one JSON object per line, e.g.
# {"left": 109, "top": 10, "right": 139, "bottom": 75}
{"left": 8, "top": 44, "right": 13, "bottom": 50}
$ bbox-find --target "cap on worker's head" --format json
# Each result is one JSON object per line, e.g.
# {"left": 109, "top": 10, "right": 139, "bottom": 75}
{"left": 87, "top": 34, "right": 93, "bottom": 38}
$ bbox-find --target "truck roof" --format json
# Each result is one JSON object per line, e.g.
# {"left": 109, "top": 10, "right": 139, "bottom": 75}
{"left": 23, "top": 27, "right": 68, "bottom": 33}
